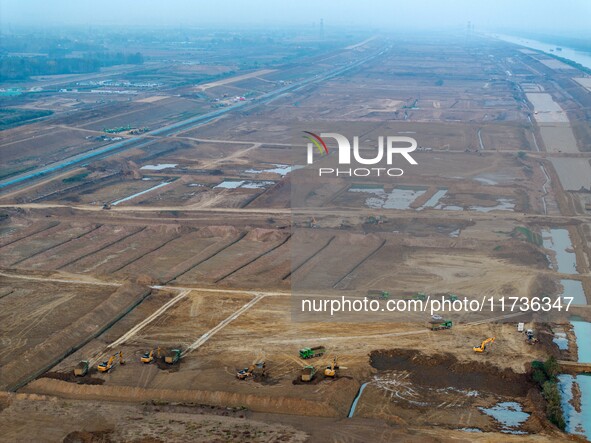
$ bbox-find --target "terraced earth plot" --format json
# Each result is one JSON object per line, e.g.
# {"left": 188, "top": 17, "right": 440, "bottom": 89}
{"left": 1, "top": 21, "right": 590, "bottom": 443}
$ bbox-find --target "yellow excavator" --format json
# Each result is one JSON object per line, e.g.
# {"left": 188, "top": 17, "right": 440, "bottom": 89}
{"left": 473, "top": 337, "right": 495, "bottom": 353}
{"left": 141, "top": 347, "right": 161, "bottom": 364}
{"left": 98, "top": 351, "right": 125, "bottom": 372}
{"left": 324, "top": 356, "right": 339, "bottom": 378}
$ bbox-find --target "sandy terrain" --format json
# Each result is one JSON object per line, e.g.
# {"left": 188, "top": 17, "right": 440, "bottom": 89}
{"left": 0, "top": 32, "right": 590, "bottom": 442}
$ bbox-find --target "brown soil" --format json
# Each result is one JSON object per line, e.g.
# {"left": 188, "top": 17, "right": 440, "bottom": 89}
{"left": 570, "top": 381, "right": 582, "bottom": 413}
{"left": 63, "top": 430, "right": 114, "bottom": 443}
{"left": 369, "top": 349, "right": 532, "bottom": 397}
{"left": 42, "top": 372, "right": 105, "bottom": 386}
{"left": 244, "top": 228, "right": 287, "bottom": 242}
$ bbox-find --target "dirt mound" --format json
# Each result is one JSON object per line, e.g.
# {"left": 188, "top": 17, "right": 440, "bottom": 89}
{"left": 134, "top": 274, "right": 159, "bottom": 286}
{"left": 492, "top": 240, "right": 550, "bottom": 269}
{"left": 42, "top": 371, "right": 104, "bottom": 386}
{"left": 244, "top": 228, "right": 286, "bottom": 242}
{"left": 24, "top": 378, "right": 348, "bottom": 418}
{"left": 63, "top": 430, "right": 113, "bottom": 443}
{"left": 196, "top": 225, "right": 240, "bottom": 238}
{"left": 370, "top": 349, "right": 532, "bottom": 397}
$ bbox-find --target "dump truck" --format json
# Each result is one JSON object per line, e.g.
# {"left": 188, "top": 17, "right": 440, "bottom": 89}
{"left": 74, "top": 360, "right": 89, "bottom": 376}
{"left": 164, "top": 349, "right": 181, "bottom": 364}
{"left": 367, "top": 290, "right": 390, "bottom": 300}
{"left": 299, "top": 346, "right": 325, "bottom": 359}
{"left": 301, "top": 365, "right": 316, "bottom": 382}
{"left": 427, "top": 319, "right": 453, "bottom": 331}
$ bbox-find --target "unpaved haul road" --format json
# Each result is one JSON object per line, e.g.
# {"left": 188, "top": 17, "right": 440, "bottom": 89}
{"left": 107, "top": 289, "right": 191, "bottom": 349}
{"left": 181, "top": 293, "right": 266, "bottom": 356}
{"left": 1, "top": 202, "right": 590, "bottom": 224}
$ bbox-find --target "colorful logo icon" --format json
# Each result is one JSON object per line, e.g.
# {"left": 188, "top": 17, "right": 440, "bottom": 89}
{"left": 303, "top": 131, "right": 328, "bottom": 155}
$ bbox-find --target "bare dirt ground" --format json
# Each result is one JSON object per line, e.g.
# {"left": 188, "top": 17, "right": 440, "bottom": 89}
{"left": 1, "top": 33, "right": 590, "bottom": 442}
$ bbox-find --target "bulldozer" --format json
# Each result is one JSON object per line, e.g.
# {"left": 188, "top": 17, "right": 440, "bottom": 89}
{"left": 324, "top": 357, "right": 339, "bottom": 378}
{"left": 473, "top": 337, "right": 495, "bottom": 353}
{"left": 98, "top": 351, "right": 125, "bottom": 372}
{"left": 141, "top": 347, "right": 161, "bottom": 364}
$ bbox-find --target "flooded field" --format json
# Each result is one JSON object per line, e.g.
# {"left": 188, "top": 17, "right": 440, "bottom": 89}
{"left": 348, "top": 186, "right": 426, "bottom": 210}
{"left": 479, "top": 402, "right": 529, "bottom": 435}
{"left": 559, "top": 279, "right": 586, "bottom": 305}
{"left": 542, "top": 228, "right": 577, "bottom": 274}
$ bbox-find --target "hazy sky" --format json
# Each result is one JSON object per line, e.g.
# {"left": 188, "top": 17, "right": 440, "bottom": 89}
{"left": 1, "top": 0, "right": 590, "bottom": 33}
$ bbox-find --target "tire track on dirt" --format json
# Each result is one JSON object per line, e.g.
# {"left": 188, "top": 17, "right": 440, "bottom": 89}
{"left": 107, "top": 289, "right": 191, "bottom": 350}
{"left": 182, "top": 293, "right": 265, "bottom": 356}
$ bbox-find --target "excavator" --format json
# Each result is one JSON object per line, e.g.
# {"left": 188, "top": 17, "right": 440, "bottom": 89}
{"left": 473, "top": 337, "right": 495, "bottom": 353}
{"left": 236, "top": 362, "right": 266, "bottom": 380}
{"left": 324, "top": 357, "right": 339, "bottom": 378}
{"left": 98, "top": 351, "right": 125, "bottom": 372}
{"left": 141, "top": 347, "right": 161, "bottom": 364}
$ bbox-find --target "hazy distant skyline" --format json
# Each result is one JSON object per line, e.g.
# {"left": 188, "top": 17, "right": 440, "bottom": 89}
{"left": 1, "top": 0, "right": 590, "bottom": 34}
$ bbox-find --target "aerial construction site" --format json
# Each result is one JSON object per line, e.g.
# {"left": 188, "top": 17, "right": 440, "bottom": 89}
{"left": 1, "top": 2, "right": 591, "bottom": 442}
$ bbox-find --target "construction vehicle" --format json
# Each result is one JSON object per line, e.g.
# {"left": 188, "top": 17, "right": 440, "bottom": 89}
{"left": 427, "top": 319, "right": 453, "bottom": 331}
{"left": 237, "top": 362, "right": 266, "bottom": 380}
{"left": 366, "top": 215, "right": 385, "bottom": 225}
{"left": 97, "top": 351, "right": 125, "bottom": 372}
{"left": 74, "top": 360, "right": 89, "bottom": 376}
{"left": 526, "top": 329, "right": 539, "bottom": 344}
{"left": 141, "top": 347, "right": 161, "bottom": 364}
{"left": 324, "top": 357, "right": 339, "bottom": 378}
{"left": 237, "top": 366, "right": 255, "bottom": 380}
{"left": 414, "top": 292, "right": 427, "bottom": 301}
{"left": 301, "top": 365, "right": 316, "bottom": 382}
{"left": 299, "top": 346, "right": 325, "bottom": 359}
{"left": 367, "top": 290, "right": 390, "bottom": 300}
{"left": 164, "top": 349, "right": 181, "bottom": 364}
{"left": 473, "top": 337, "right": 495, "bottom": 353}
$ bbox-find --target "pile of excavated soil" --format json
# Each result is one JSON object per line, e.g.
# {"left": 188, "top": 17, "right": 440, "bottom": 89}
{"left": 22, "top": 377, "right": 358, "bottom": 418}
{"left": 244, "top": 228, "right": 288, "bottom": 242}
{"left": 370, "top": 349, "right": 532, "bottom": 397}
{"left": 492, "top": 240, "right": 550, "bottom": 269}
{"left": 42, "top": 372, "right": 104, "bottom": 386}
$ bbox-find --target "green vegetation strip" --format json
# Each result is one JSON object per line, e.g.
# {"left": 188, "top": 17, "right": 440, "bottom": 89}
{"left": 532, "top": 357, "right": 566, "bottom": 430}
